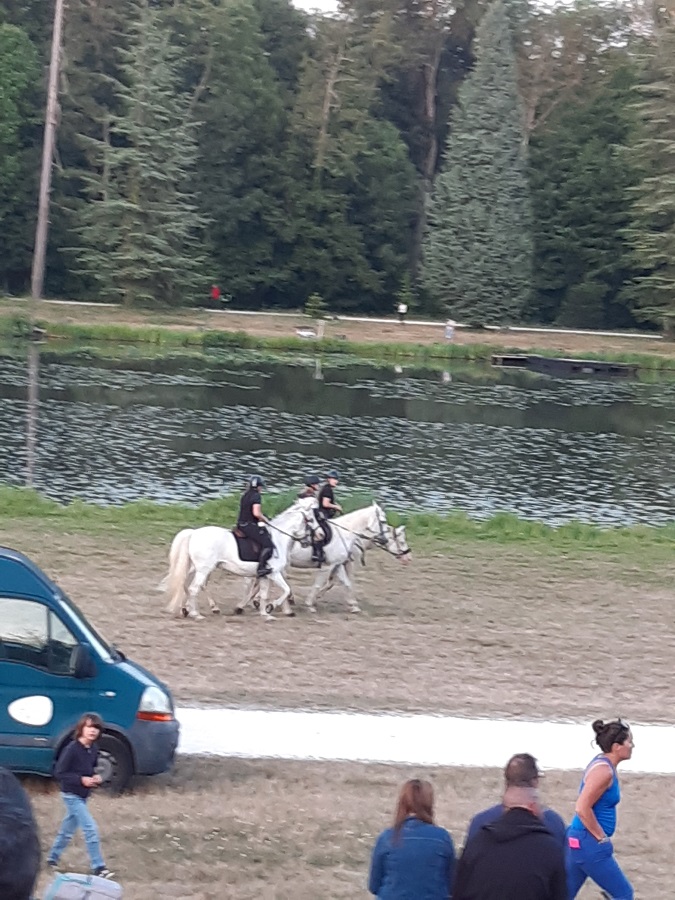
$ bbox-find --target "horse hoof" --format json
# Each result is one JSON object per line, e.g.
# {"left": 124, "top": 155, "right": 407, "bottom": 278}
{"left": 288, "top": 595, "right": 296, "bottom": 606}
{"left": 253, "top": 600, "right": 260, "bottom": 611}
{"left": 306, "top": 605, "right": 317, "bottom": 614}
{"left": 285, "top": 611, "right": 296, "bottom": 618}
{"left": 234, "top": 607, "right": 244, "bottom": 615}
{"left": 263, "top": 613, "right": 275, "bottom": 623}
{"left": 181, "top": 607, "right": 188, "bottom": 618}
{"left": 265, "top": 603, "right": 275, "bottom": 615}
{"left": 188, "top": 612, "right": 204, "bottom": 621}
{"left": 212, "top": 607, "right": 221, "bottom": 615}
{"left": 349, "top": 607, "right": 362, "bottom": 614}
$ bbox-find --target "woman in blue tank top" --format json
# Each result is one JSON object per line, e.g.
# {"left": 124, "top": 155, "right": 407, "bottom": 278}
{"left": 566, "top": 719, "right": 634, "bottom": 899}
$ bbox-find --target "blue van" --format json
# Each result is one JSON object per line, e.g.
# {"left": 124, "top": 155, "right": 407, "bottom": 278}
{"left": 0, "top": 547, "right": 179, "bottom": 792}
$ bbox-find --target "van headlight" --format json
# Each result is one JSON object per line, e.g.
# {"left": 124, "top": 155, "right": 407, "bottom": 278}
{"left": 136, "top": 686, "right": 174, "bottom": 722}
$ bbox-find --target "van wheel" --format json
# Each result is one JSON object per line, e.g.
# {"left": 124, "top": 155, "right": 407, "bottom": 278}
{"left": 96, "top": 734, "right": 133, "bottom": 794}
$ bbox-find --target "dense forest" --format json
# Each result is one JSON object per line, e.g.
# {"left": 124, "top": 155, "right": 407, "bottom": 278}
{"left": 0, "top": 0, "right": 673, "bottom": 329}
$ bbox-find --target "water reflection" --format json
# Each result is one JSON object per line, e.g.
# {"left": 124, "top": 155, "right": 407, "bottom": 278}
{"left": 0, "top": 349, "right": 673, "bottom": 525}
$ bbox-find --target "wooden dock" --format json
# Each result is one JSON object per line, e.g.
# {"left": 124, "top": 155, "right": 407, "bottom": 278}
{"left": 491, "top": 354, "right": 638, "bottom": 378}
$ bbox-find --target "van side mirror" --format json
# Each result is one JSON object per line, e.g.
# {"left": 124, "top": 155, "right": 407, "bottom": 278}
{"left": 71, "top": 645, "right": 96, "bottom": 679}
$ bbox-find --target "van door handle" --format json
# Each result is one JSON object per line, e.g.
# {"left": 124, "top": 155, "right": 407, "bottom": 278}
{"left": 100, "top": 691, "right": 116, "bottom": 698}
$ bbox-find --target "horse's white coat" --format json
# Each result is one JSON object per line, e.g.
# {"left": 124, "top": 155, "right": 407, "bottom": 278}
{"left": 175, "top": 706, "right": 675, "bottom": 774}
{"left": 162, "top": 498, "right": 321, "bottom": 620}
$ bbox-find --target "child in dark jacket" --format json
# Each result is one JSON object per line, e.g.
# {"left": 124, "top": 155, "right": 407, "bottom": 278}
{"left": 47, "top": 712, "right": 114, "bottom": 879}
{"left": 369, "top": 778, "right": 456, "bottom": 899}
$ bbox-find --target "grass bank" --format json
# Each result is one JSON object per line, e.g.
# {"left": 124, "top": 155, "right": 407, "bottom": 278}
{"left": 1, "top": 308, "right": 674, "bottom": 371}
{"left": 1, "top": 486, "right": 672, "bottom": 558}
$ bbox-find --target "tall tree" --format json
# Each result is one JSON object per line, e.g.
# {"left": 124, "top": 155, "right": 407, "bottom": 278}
{"left": 423, "top": 0, "right": 533, "bottom": 323}
{"left": 624, "top": 13, "right": 675, "bottom": 331}
{"left": 72, "top": 0, "right": 206, "bottom": 305}
{"left": 194, "top": 0, "right": 292, "bottom": 306}
{"left": 0, "top": 23, "right": 39, "bottom": 292}
{"left": 529, "top": 62, "right": 639, "bottom": 328}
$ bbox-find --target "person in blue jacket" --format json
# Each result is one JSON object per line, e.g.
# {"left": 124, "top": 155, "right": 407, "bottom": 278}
{"left": 466, "top": 753, "right": 566, "bottom": 848}
{"left": 566, "top": 719, "right": 635, "bottom": 900}
{"left": 47, "top": 712, "right": 114, "bottom": 879}
{"left": 368, "top": 778, "right": 456, "bottom": 900}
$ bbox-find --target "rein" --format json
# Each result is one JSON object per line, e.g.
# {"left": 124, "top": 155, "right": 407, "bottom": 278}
{"left": 330, "top": 519, "right": 410, "bottom": 559}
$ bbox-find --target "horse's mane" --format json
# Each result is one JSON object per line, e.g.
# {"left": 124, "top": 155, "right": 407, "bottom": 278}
{"left": 334, "top": 503, "right": 378, "bottom": 527}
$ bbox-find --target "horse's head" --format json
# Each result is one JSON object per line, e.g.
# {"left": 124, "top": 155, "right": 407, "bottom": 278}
{"left": 386, "top": 524, "right": 411, "bottom": 565}
{"left": 293, "top": 496, "right": 324, "bottom": 542}
{"left": 364, "top": 502, "right": 389, "bottom": 546}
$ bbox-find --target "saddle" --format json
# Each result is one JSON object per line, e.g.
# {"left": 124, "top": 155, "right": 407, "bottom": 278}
{"left": 232, "top": 527, "right": 262, "bottom": 562}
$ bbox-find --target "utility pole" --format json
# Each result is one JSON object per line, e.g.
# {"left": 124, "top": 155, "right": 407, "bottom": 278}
{"left": 30, "top": 0, "right": 66, "bottom": 301}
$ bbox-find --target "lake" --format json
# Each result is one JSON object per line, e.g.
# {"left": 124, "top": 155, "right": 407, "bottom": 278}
{"left": 0, "top": 346, "right": 673, "bottom": 525}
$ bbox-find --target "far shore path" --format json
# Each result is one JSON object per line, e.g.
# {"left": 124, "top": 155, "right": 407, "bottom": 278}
{"left": 2, "top": 296, "right": 673, "bottom": 359}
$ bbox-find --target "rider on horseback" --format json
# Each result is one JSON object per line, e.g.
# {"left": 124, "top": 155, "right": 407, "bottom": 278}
{"left": 237, "top": 475, "right": 274, "bottom": 577}
{"left": 314, "top": 470, "right": 343, "bottom": 564}
{"left": 298, "top": 474, "right": 321, "bottom": 500}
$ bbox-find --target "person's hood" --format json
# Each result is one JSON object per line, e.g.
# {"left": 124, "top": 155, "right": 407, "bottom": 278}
{"left": 482, "top": 807, "right": 552, "bottom": 843}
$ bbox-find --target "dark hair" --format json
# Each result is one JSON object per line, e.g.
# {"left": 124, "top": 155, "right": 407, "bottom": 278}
{"left": 592, "top": 719, "right": 631, "bottom": 753}
{"left": 504, "top": 753, "right": 541, "bottom": 787}
{"left": 74, "top": 712, "right": 103, "bottom": 739}
{"left": 0, "top": 768, "right": 40, "bottom": 900}
{"left": 393, "top": 779, "right": 434, "bottom": 839}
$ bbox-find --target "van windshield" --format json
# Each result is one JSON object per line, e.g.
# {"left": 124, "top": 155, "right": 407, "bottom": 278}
{"left": 58, "top": 593, "right": 114, "bottom": 663}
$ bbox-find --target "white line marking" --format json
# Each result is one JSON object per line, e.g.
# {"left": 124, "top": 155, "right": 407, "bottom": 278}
{"left": 176, "top": 708, "right": 675, "bottom": 774}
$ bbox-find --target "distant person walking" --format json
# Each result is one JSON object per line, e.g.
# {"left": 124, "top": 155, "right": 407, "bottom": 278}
{"left": 47, "top": 713, "right": 114, "bottom": 879}
{"left": 566, "top": 719, "right": 634, "bottom": 900}
{"left": 445, "top": 319, "right": 456, "bottom": 342}
{"left": 368, "top": 778, "right": 456, "bottom": 899}
{"left": 397, "top": 302, "right": 408, "bottom": 324}
{"left": 454, "top": 785, "right": 566, "bottom": 900}
{"left": 466, "top": 753, "right": 566, "bottom": 848}
{"left": 210, "top": 284, "right": 221, "bottom": 306}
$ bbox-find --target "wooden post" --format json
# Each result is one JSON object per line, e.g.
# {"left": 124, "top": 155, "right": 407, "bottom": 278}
{"left": 30, "top": 0, "right": 66, "bottom": 302}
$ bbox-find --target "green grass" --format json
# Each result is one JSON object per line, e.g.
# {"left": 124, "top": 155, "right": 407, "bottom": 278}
{"left": 0, "top": 311, "right": 673, "bottom": 370}
{"left": 1, "top": 486, "right": 672, "bottom": 558}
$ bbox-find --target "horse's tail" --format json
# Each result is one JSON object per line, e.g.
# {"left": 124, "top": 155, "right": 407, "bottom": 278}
{"left": 165, "top": 529, "right": 193, "bottom": 616}
{"left": 157, "top": 528, "right": 194, "bottom": 592}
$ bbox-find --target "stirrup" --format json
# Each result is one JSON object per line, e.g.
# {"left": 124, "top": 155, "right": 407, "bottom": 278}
{"left": 256, "top": 566, "right": 272, "bottom": 577}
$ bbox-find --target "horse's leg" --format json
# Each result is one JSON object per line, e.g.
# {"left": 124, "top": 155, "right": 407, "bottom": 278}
{"left": 267, "top": 573, "right": 295, "bottom": 618}
{"left": 305, "top": 568, "right": 333, "bottom": 613}
{"left": 185, "top": 566, "right": 211, "bottom": 621}
{"left": 236, "top": 577, "right": 257, "bottom": 615}
{"left": 257, "top": 577, "right": 276, "bottom": 621}
{"left": 336, "top": 563, "right": 360, "bottom": 613}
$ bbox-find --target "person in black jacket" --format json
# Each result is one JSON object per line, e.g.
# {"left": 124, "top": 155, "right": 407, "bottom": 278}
{"left": 46, "top": 713, "right": 114, "bottom": 879}
{"left": 0, "top": 767, "right": 40, "bottom": 900}
{"left": 453, "top": 786, "right": 567, "bottom": 900}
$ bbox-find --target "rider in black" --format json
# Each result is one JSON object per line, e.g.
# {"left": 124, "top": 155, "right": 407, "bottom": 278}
{"left": 237, "top": 475, "right": 274, "bottom": 577}
{"left": 298, "top": 474, "right": 321, "bottom": 500}
{"left": 314, "top": 470, "right": 342, "bottom": 564}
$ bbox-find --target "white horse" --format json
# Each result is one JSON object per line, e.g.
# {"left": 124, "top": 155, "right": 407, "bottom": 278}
{"left": 162, "top": 497, "right": 322, "bottom": 621}
{"left": 240, "top": 504, "right": 411, "bottom": 614}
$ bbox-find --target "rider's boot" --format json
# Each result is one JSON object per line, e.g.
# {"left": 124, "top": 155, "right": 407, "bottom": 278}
{"left": 311, "top": 541, "right": 325, "bottom": 565}
{"left": 256, "top": 547, "right": 273, "bottom": 578}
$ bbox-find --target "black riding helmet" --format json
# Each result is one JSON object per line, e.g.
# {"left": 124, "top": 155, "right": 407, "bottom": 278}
{"left": 249, "top": 475, "right": 265, "bottom": 488}
{"left": 304, "top": 475, "right": 321, "bottom": 487}
{"left": 326, "top": 469, "right": 340, "bottom": 480}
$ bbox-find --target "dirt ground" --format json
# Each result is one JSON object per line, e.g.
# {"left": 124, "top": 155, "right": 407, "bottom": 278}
{"left": 27, "top": 758, "right": 672, "bottom": 899}
{"left": 3, "top": 525, "right": 675, "bottom": 725}
{"left": 3, "top": 297, "right": 672, "bottom": 359}
{"left": 5, "top": 525, "right": 674, "bottom": 897}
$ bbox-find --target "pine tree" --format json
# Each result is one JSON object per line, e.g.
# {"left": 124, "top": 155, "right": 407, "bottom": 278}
{"left": 422, "top": 0, "right": 533, "bottom": 324}
{"left": 624, "top": 17, "right": 675, "bottom": 332}
{"left": 529, "top": 62, "right": 639, "bottom": 328}
{"left": 0, "top": 23, "right": 39, "bottom": 292}
{"left": 72, "top": 0, "right": 207, "bottom": 306}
